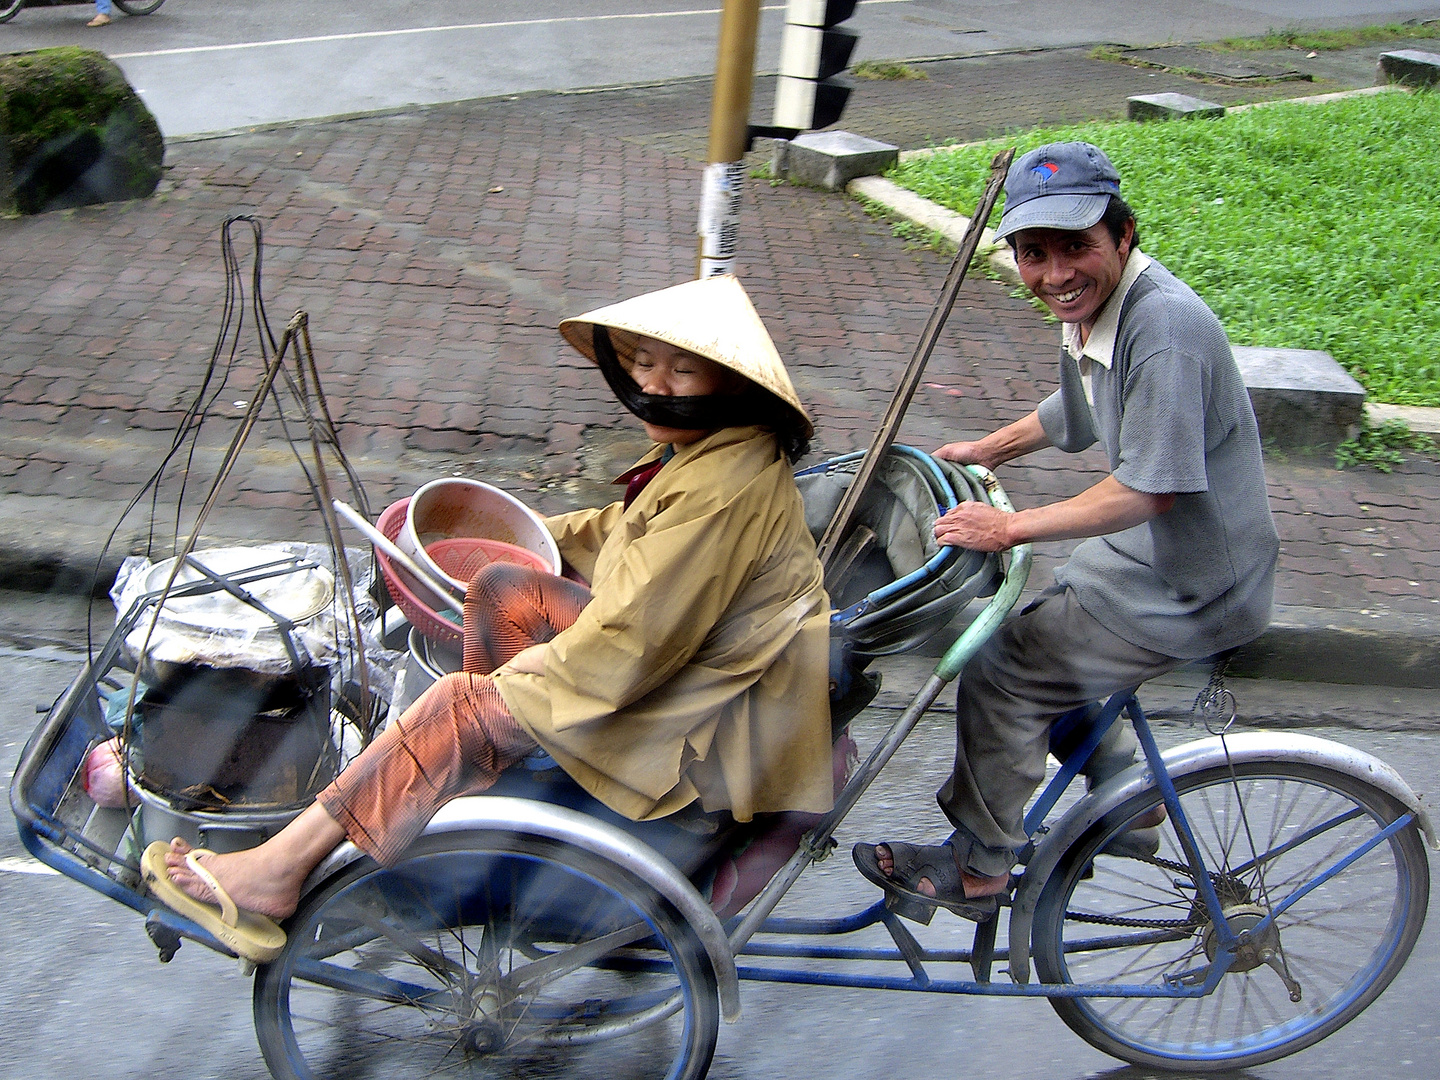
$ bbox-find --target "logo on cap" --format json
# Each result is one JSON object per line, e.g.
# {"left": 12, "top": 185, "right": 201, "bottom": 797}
{"left": 1031, "top": 161, "right": 1059, "bottom": 182}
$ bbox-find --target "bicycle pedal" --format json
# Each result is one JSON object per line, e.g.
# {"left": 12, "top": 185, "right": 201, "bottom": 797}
{"left": 884, "top": 890, "right": 937, "bottom": 926}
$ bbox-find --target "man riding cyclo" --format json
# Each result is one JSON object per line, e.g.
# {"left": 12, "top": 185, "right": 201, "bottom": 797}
{"left": 144, "top": 274, "right": 837, "bottom": 960}
{"left": 856, "top": 141, "right": 1279, "bottom": 921}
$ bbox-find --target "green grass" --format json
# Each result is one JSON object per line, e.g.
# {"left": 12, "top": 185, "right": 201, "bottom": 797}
{"left": 888, "top": 91, "right": 1440, "bottom": 406}
{"left": 1210, "top": 21, "right": 1440, "bottom": 53}
{"left": 852, "top": 60, "right": 929, "bottom": 81}
{"left": 1335, "top": 419, "right": 1438, "bottom": 472}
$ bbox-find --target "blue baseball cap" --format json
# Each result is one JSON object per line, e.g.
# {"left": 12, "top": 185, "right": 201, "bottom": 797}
{"left": 993, "top": 142, "right": 1122, "bottom": 241}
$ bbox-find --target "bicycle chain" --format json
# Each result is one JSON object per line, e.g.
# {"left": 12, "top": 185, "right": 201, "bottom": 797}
{"left": 1063, "top": 909, "right": 1201, "bottom": 930}
{"left": 1062, "top": 848, "right": 1251, "bottom": 931}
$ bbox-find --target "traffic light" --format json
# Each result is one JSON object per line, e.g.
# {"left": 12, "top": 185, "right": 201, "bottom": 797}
{"left": 771, "top": 0, "right": 859, "bottom": 132}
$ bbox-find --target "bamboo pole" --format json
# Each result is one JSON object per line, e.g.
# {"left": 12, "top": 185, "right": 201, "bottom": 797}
{"left": 816, "top": 148, "right": 1015, "bottom": 569}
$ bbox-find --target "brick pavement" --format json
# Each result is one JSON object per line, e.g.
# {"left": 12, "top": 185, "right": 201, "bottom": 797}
{"left": 0, "top": 48, "right": 1436, "bottom": 632}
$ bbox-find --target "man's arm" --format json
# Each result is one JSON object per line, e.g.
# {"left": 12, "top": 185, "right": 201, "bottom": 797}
{"left": 935, "top": 410, "right": 1050, "bottom": 470}
{"left": 934, "top": 474, "right": 1176, "bottom": 553}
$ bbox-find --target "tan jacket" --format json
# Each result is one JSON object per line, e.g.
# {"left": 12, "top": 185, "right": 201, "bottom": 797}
{"left": 493, "top": 426, "right": 832, "bottom": 822}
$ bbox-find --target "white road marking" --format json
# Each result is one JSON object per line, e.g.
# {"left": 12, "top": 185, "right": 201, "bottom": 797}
{"left": 110, "top": 0, "right": 912, "bottom": 61}
{"left": 0, "top": 855, "right": 61, "bottom": 876}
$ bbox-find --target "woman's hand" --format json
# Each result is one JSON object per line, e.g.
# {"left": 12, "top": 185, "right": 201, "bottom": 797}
{"left": 496, "top": 642, "right": 550, "bottom": 677}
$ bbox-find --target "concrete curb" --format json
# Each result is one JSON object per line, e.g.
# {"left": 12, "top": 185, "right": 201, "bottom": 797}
{"left": 1231, "top": 605, "right": 1440, "bottom": 690}
{"left": 847, "top": 175, "right": 1021, "bottom": 285}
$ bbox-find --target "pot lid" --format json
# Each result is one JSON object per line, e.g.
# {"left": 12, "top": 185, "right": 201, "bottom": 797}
{"left": 141, "top": 546, "right": 336, "bottom": 635}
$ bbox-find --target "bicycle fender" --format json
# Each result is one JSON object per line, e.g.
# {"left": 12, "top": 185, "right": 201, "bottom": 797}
{"left": 299, "top": 795, "right": 742, "bottom": 1022}
{"left": 1006, "top": 731, "right": 1437, "bottom": 985}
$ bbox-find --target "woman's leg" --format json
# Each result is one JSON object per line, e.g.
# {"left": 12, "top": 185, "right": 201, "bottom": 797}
{"left": 317, "top": 672, "right": 535, "bottom": 865}
{"left": 161, "top": 563, "right": 591, "bottom": 918}
{"left": 163, "top": 672, "right": 533, "bottom": 918}
{"left": 462, "top": 561, "right": 591, "bottom": 673}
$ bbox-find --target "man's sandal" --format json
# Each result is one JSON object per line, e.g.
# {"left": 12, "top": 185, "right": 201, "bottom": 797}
{"left": 852, "top": 841, "right": 1001, "bottom": 925}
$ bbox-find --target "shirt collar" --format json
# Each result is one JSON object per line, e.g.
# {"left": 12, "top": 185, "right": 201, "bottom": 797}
{"left": 1062, "top": 249, "right": 1152, "bottom": 369}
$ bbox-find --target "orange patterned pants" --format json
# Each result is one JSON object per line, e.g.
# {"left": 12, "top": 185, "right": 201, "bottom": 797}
{"left": 318, "top": 563, "right": 591, "bottom": 865}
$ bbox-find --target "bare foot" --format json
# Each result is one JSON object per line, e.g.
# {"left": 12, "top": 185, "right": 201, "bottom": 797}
{"left": 875, "top": 843, "right": 1009, "bottom": 900}
{"left": 164, "top": 839, "right": 308, "bottom": 921}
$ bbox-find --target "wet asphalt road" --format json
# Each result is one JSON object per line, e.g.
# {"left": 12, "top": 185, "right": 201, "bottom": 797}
{"left": 2, "top": 588, "right": 1438, "bottom": 1080}
{"left": 3, "top": 0, "right": 1438, "bottom": 136}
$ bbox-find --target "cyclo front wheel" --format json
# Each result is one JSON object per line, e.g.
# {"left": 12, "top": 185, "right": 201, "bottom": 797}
{"left": 114, "top": 0, "right": 166, "bottom": 14}
{"left": 1032, "top": 761, "right": 1429, "bottom": 1071}
{"left": 254, "top": 830, "right": 721, "bottom": 1080}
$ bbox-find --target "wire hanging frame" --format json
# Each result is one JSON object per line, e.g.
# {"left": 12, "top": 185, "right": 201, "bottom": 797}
{"left": 87, "top": 217, "right": 388, "bottom": 838}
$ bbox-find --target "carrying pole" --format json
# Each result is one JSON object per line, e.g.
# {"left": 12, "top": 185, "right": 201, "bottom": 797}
{"left": 696, "top": 0, "right": 764, "bottom": 278}
{"left": 815, "top": 148, "right": 1015, "bottom": 569}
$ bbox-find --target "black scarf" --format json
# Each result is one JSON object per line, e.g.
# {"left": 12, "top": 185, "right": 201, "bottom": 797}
{"left": 591, "top": 326, "right": 810, "bottom": 462}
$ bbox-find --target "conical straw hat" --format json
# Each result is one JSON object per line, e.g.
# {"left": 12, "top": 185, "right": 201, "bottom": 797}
{"left": 559, "top": 275, "right": 812, "bottom": 437}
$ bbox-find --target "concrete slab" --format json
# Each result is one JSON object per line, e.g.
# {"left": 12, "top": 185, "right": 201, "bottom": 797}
{"left": 1119, "top": 46, "right": 1306, "bottom": 82}
{"left": 1378, "top": 49, "right": 1440, "bottom": 87}
{"left": 1366, "top": 403, "right": 1440, "bottom": 435}
{"left": 1127, "top": 92, "right": 1224, "bottom": 121}
{"left": 1233, "top": 346, "right": 1365, "bottom": 448}
{"left": 773, "top": 130, "right": 898, "bottom": 192}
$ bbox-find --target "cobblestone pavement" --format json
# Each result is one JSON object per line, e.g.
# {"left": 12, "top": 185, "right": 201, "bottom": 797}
{"left": 1, "top": 47, "right": 1436, "bottom": 628}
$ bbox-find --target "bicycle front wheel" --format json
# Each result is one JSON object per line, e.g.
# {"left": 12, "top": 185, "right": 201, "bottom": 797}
{"left": 254, "top": 831, "right": 720, "bottom": 1080}
{"left": 1032, "top": 761, "right": 1429, "bottom": 1071}
{"left": 114, "top": 0, "right": 165, "bottom": 14}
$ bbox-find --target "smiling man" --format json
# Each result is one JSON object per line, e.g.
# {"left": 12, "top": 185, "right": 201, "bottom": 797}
{"left": 856, "top": 142, "right": 1279, "bottom": 920}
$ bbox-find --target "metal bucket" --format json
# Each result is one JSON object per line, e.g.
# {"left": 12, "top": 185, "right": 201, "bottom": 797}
{"left": 391, "top": 627, "right": 463, "bottom": 715}
{"left": 131, "top": 782, "right": 301, "bottom": 854}
{"left": 136, "top": 662, "right": 336, "bottom": 811}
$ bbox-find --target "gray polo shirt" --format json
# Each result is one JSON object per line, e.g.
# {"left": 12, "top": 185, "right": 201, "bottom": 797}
{"left": 1036, "top": 254, "right": 1278, "bottom": 659}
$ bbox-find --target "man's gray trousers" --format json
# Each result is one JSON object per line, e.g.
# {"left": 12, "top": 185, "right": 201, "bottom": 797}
{"left": 938, "top": 586, "right": 1186, "bottom": 878}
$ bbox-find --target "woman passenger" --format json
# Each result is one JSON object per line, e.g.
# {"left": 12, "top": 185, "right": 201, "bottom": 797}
{"left": 146, "top": 274, "right": 833, "bottom": 956}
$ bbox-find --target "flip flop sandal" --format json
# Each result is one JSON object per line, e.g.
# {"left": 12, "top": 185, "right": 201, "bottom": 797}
{"left": 141, "top": 841, "right": 286, "bottom": 963}
{"left": 852, "top": 841, "right": 1000, "bottom": 925}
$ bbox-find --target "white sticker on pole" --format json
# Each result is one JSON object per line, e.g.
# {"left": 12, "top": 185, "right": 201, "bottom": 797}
{"left": 697, "top": 161, "right": 744, "bottom": 278}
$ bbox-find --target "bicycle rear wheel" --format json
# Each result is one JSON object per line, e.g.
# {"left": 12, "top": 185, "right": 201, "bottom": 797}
{"left": 1032, "top": 761, "right": 1429, "bottom": 1071}
{"left": 254, "top": 831, "right": 720, "bottom": 1080}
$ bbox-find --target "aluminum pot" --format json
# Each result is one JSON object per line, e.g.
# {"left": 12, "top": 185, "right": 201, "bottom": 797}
{"left": 399, "top": 479, "right": 560, "bottom": 590}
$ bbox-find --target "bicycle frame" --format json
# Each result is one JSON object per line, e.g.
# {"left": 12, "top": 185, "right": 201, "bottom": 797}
{"left": 721, "top": 689, "right": 1425, "bottom": 1001}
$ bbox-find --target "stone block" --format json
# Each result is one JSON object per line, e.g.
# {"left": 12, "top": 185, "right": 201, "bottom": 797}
{"left": 0, "top": 47, "right": 164, "bottom": 215}
{"left": 1127, "top": 93, "right": 1225, "bottom": 122}
{"left": 772, "top": 131, "right": 899, "bottom": 192}
{"left": 1377, "top": 49, "right": 1440, "bottom": 88}
{"left": 1232, "top": 346, "right": 1365, "bottom": 448}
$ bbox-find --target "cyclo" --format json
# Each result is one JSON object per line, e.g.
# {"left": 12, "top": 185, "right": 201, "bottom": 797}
{"left": 11, "top": 441, "right": 1434, "bottom": 1079}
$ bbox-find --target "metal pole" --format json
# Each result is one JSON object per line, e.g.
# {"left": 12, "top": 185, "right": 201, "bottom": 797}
{"left": 696, "top": 0, "right": 763, "bottom": 278}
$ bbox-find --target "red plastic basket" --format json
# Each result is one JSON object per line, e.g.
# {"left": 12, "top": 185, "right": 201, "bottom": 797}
{"left": 375, "top": 498, "right": 464, "bottom": 647}
{"left": 374, "top": 502, "right": 558, "bottom": 647}
{"left": 425, "top": 537, "right": 551, "bottom": 588}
